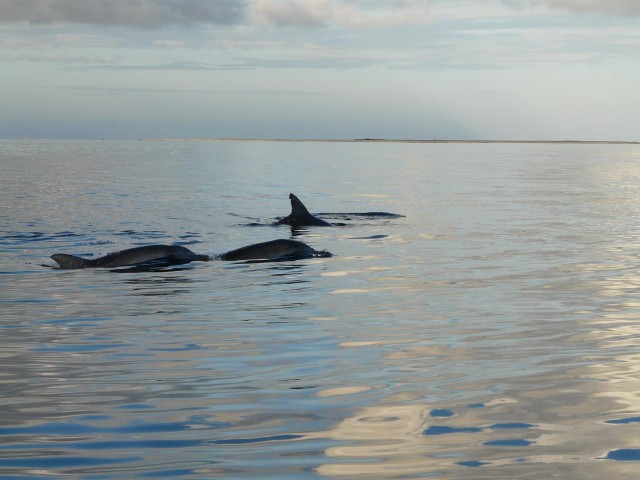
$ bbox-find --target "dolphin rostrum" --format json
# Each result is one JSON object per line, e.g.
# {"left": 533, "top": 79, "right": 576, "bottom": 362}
{"left": 51, "top": 245, "right": 210, "bottom": 269}
{"left": 216, "top": 239, "right": 331, "bottom": 261}
{"left": 277, "top": 193, "right": 333, "bottom": 227}
{"left": 51, "top": 239, "right": 331, "bottom": 269}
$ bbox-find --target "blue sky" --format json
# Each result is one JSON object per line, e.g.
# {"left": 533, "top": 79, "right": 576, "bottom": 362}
{"left": 1, "top": 0, "right": 639, "bottom": 140}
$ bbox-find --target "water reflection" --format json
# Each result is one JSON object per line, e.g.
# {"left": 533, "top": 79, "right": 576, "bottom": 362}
{"left": 309, "top": 366, "right": 640, "bottom": 478}
{"left": 4, "top": 141, "right": 640, "bottom": 478}
{"left": 303, "top": 147, "right": 640, "bottom": 478}
{"left": 120, "top": 274, "right": 198, "bottom": 297}
{"left": 310, "top": 404, "right": 429, "bottom": 477}
{"left": 110, "top": 265, "right": 200, "bottom": 274}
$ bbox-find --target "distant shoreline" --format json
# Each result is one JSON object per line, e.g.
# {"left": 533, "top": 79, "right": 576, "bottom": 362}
{"left": 142, "top": 138, "right": 640, "bottom": 145}
{"left": 5, "top": 138, "right": 639, "bottom": 144}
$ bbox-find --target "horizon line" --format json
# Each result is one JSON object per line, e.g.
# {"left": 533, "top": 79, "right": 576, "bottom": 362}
{"left": 3, "top": 137, "right": 639, "bottom": 145}
{"left": 142, "top": 138, "right": 640, "bottom": 145}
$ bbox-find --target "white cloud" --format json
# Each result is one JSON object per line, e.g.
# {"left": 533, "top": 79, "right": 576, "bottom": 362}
{"left": 0, "top": 0, "right": 246, "bottom": 28}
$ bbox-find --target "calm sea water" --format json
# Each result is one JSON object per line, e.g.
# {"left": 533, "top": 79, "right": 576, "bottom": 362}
{"left": 2, "top": 139, "right": 640, "bottom": 479}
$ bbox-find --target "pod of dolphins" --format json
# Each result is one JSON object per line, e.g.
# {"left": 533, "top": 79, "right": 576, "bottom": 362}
{"left": 50, "top": 194, "right": 348, "bottom": 269}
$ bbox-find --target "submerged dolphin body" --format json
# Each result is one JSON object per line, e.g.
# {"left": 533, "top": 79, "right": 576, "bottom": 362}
{"left": 277, "top": 193, "right": 333, "bottom": 227}
{"left": 51, "top": 240, "right": 331, "bottom": 269}
{"left": 216, "top": 239, "right": 331, "bottom": 261}
{"left": 51, "top": 245, "right": 210, "bottom": 269}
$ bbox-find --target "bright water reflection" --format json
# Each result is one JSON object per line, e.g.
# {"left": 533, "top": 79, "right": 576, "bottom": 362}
{"left": 2, "top": 140, "right": 640, "bottom": 478}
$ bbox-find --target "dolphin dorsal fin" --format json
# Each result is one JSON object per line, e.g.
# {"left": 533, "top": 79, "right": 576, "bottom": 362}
{"left": 289, "top": 193, "right": 312, "bottom": 217}
{"left": 51, "top": 254, "right": 91, "bottom": 269}
{"left": 281, "top": 193, "right": 332, "bottom": 226}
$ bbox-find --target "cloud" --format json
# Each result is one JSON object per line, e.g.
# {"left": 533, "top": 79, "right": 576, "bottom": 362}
{"left": 0, "top": 0, "right": 432, "bottom": 29}
{"left": 249, "top": 0, "right": 432, "bottom": 28}
{"left": 504, "top": 0, "right": 640, "bottom": 15}
{"left": 0, "top": 0, "right": 246, "bottom": 28}
{"left": 250, "top": 0, "right": 328, "bottom": 27}
{"left": 2, "top": 0, "right": 637, "bottom": 32}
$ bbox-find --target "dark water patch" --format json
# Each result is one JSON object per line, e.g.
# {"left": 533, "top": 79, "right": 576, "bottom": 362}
{"left": 118, "top": 404, "right": 154, "bottom": 410}
{"left": 0, "top": 323, "right": 25, "bottom": 329}
{"left": 238, "top": 222, "right": 270, "bottom": 227}
{"left": 78, "top": 415, "right": 111, "bottom": 421}
{"left": 458, "top": 460, "right": 489, "bottom": 468}
{"left": 604, "top": 449, "right": 640, "bottom": 461}
{"left": 116, "top": 422, "right": 194, "bottom": 435}
{"left": 0, "top": 231, "right": 82, "bottom": 242}
{"left": 110, "top": 264, "right": 202, "bottom": 274}
{"left": 121, "top": 276, "right": 198, "bottom": 286}
{"left": 66, "top": 439, "right": 205, "bottom": 450}
{"left": 118, "top": 230, "right": 166, "bottom": 237}
{"left": 424, "top": 426, "right": 482, "bottom": 435}
{"left": 177, "top": 232, "right": 203, "bottom": 240}
{"left": 0, "top": 419, "right": 228, "bottom": 438}
{"left": 349, "top": 235, "right": 389, "bottom": 240}
{"left": 606, "top": 417, "right": 640, "bottom": 424}
{"left": 430, "top": 409, "right": 455, "bottom": 418}
{"left": 137, "top": 467, "right": 204, "bottom": 478}
{"left": 484, "top": 439, "right": 533, "bottom": 447}
{"left": 467, "top": 403, "right": 485, "bottom": 409}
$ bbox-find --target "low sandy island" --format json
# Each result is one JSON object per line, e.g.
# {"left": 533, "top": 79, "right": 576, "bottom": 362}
{"left": 144, "top": 138, "right": 639, "bottom": 145}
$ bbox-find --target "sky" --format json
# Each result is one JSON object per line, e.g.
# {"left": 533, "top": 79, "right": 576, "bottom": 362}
{"left": 1, "top": 0, "right": 639, "bottom": 140}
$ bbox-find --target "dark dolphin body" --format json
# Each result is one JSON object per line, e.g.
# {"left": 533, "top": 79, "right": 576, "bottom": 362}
{"left": 217, "top": 239, "right": 331, "bottom": 261}
{"left": 51, "top": 240, "right": 331, "bottom": 269}
{"left": 277, "top": 193, "right": 333, "bottom": 227}
{"left": 51, "top": 245, "right": 210, "bottom": 269}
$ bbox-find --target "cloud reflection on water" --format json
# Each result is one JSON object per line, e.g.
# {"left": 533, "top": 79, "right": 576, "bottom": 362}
{"left": 305, "top": 154, "right": 640, "bottom": 477}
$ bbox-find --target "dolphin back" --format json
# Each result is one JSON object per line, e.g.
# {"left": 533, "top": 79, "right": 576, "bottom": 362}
{"left": 51, "top": 254, "right": 93, "bottom": 269}
{"left": 51, "top": 245, "right": 210, "bottom": 269}
{"left": 218, "top": 239, "right": 331, "bottom": 261}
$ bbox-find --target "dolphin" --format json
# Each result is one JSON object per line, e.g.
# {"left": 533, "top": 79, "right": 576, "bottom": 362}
{"left": 51, "top": 239, "right": 331, "bottom": 269}
{"left": 217, "top": 239, "right": 331, "bottom": 261}
{"left": 277, "top": 193, "right": 333, "bottom": 227}
{"left": 51, "top": 245, "right": 210, "bottom": 269}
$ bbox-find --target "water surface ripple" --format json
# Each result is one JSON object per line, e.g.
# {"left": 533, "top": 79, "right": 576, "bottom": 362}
{"left": 2, "top": 140, "right": 640, "bottom": 478}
